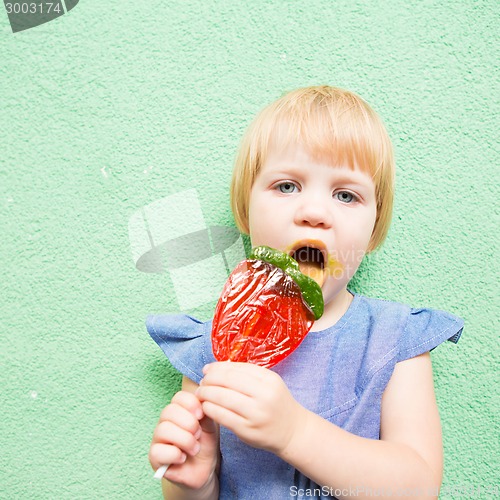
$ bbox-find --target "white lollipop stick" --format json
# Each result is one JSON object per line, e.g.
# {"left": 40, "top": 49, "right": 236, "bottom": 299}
{"left": 153, "top": 464, "right": 169, "bottom": 480}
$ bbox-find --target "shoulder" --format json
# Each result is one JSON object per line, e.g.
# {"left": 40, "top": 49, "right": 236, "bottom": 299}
{"left": 353, "top": 293, "right": 464, "bottom": 362}
{"left": 145, "top": 314, "right": 215, "bottom": 383}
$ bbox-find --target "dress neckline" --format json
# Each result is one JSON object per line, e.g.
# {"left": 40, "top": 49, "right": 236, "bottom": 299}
{"left": 308, "top": 289, "right": 361, "bottom": 336}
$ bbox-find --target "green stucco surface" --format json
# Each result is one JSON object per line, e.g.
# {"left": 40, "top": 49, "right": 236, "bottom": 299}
{"left": 1, "top": 1, "right": 498, "bottom": 498}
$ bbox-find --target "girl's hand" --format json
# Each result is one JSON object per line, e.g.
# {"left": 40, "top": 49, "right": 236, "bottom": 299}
{"left": 196, "top": 362, "right": 307, "bottom": 455}
{"left": 149, "top": 390, "right": 219, "bottom": 490}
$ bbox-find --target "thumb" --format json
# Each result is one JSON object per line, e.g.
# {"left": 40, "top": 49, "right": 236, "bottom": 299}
{"left": 196, "top": 415, "right": 219, "bottom": 464}
{"left": 199, "top": 414, "right": 217, "bottom": 435}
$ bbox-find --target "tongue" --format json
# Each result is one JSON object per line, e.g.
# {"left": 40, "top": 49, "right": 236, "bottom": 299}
{"left": 298, "top": 261, "right": 325, "bottom": 287}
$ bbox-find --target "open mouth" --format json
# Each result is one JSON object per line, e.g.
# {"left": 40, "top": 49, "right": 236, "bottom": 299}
{"left": 287, "top": 241, "right": 328, "bottom": 287}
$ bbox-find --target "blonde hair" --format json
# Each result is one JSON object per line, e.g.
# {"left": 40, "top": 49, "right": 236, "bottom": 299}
{"left": 230, "top": 85, "right": 395, "bottom": 253}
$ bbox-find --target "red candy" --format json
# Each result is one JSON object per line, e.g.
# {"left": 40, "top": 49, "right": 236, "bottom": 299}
{"left": 211, "top": 259, "right": 315, "bottom": 368}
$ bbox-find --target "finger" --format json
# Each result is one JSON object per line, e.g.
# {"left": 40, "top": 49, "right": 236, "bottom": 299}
{"left": 201, "top": 400, "right": 247, "bottom": 436}
{"left": 169, "top": 391, "right": 204, "bottom": 420}
{"left": 153, "top": 421, "right": 202, "bottom": 457}
{"left": 149, "top": 442, "right": 187, "bottom": 470}
{"left": 196, "top": 385, "right": 251, "bottom": 418}
{"left": 199, "top": 414, "right": 218, "bottom": 435}
{"left": 201, "top": 362, "right": 266, "bottom": 396}
{"left": 159, "top": 404, "right": 202, "bottom": 439}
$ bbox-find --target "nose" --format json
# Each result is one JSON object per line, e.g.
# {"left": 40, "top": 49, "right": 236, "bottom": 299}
{"left": 294, "top": 196, "right": 333, "bottom": 229}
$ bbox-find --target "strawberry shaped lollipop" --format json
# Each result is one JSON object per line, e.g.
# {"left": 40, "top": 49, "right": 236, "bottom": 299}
{"left": 211, "top": 246, "right": 325, "bottom": 368}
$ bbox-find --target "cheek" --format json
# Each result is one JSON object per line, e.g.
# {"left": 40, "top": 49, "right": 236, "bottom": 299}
{"left": 247, "top": 192, "right": 260, "bottom": 235}
{"left": 334, "top": 212, "right": 377, "bottom": 268}
{"left": 248, "top": 220, "right": 276, "bottom": 247}
{"left": 356, "top": 207, "right": 377, "bottom": 246}
{"left": 247, "top": 200, "right": 269, "bottom": 245}
{"left": 248, "top": 206, "right": 287, "bottom": 249}
{"left": 247, "top": 203, "right": 262, "bottom": 239}
{"left": 365, "top": 209, "right": 378, "bottom": 247}
{"left": 361, "top": 219, "right": 376, "bottom": 247}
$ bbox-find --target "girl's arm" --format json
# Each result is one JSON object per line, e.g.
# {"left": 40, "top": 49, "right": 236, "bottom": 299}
{"left": 280, "top": 352, "right": 442, "bottom": 499}
{"left": 198, "top": 353, "right": 442, "bottom": 500}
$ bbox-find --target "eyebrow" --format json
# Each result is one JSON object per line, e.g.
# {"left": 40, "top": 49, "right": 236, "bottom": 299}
{"left": 329, "top": 172, "right": 373, "bottom": 188}
{"left": 268, "top": 165, "right": 373, "bottom": 189}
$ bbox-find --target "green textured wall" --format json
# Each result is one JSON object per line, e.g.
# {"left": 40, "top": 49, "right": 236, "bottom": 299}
{"left": 1, "top": 1, "right": 498, "bottom": 498}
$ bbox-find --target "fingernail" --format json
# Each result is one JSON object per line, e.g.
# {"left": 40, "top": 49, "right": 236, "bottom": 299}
{"left": 195, "top": 427, "right": 202, "bottom": 439}
{"left": 180, "top": 452, "right": 187, "bottom": 462}
{"left": 193, "top": 442, "right": 201, "bottom": 455}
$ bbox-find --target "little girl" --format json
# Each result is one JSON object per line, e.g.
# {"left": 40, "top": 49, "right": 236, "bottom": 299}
{"left": 146, "top": 86, "right": 464, "bottom": 499}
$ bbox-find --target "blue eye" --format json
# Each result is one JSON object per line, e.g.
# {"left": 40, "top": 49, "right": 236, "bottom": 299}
{"left": 336, "top": 191, "right": 357, "bottom": 203}
{"left": 277, "top": 182, "right": 297, "bottom": 194}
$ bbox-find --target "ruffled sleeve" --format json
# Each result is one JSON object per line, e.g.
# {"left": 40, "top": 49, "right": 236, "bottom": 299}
{"left": 398, "top": 307, "right": 464, "bottom": 362}
{"left": 145, "top": 314, "right": 215, "bottom": 384}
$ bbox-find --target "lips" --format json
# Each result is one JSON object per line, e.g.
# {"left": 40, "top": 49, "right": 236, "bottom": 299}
{"left": 285, "top": 239, "right": 329, "bottom": 287}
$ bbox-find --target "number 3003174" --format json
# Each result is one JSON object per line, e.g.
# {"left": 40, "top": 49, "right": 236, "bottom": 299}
{"left": 5, "top": 3, "right": 62, "bottom": 14}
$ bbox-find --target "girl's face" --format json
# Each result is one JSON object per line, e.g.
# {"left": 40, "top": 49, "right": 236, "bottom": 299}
{"left": 248, "top": 142, "right": 377, "bottom": 316}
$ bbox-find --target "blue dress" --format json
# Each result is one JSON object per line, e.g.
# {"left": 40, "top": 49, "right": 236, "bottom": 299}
{"left": 146, "top": 291, "right": 464, "bottom": 499}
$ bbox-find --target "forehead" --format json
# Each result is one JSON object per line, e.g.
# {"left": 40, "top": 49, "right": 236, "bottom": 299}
{"left": 262, "top": 135, "right": 374, "bottom": 181}
{"left": 260, "top": 141, "right": 376, "bottom": 190}
{"left": 259, "top": 114, "right": 378, "bottom": 180}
